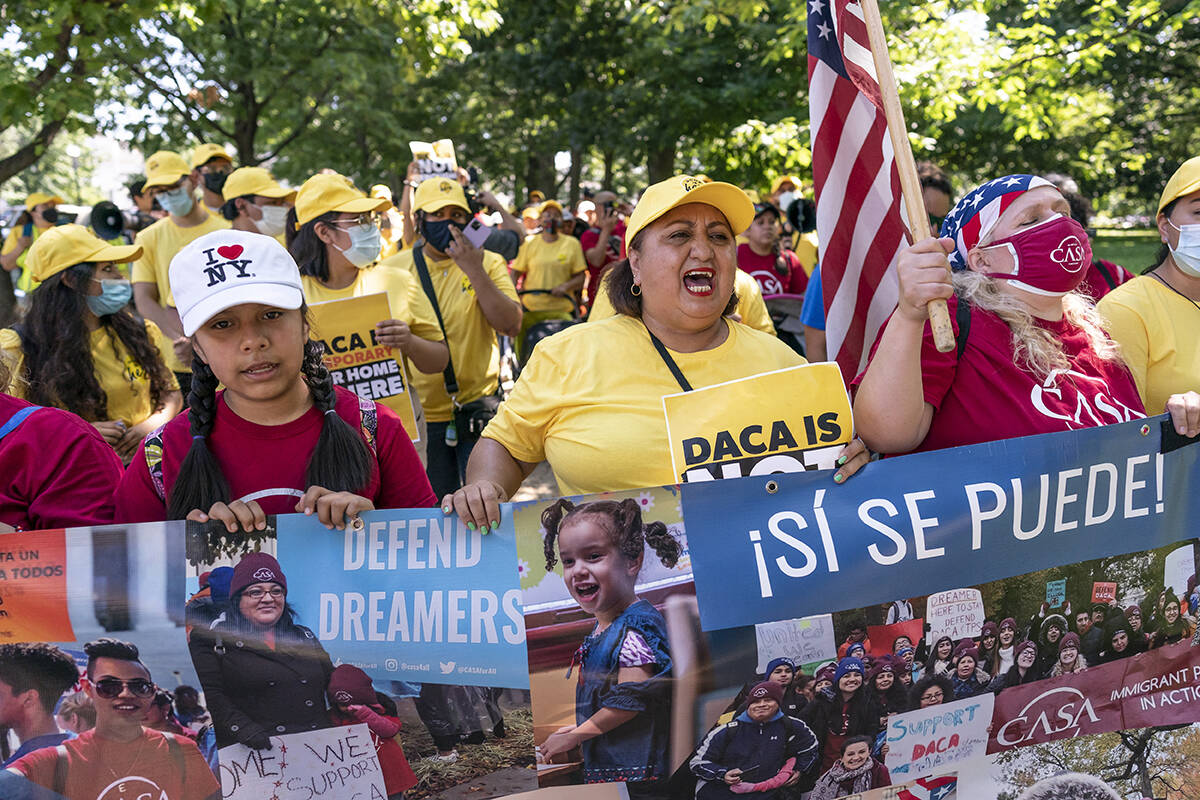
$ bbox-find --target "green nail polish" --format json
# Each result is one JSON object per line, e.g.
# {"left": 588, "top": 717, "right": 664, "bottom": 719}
{"left": 481, "top": 524, "right": 490, "bottom": 534}
{"left": 490, "top": 521, "right": 499, "bottom": 530}
{"left": 834, "top": 473, "right": 844, "bottom": 483}
{"left": 836, "top": 455, "right": 847, "bottom": 466}
{"left": 467, "top": 522, "right": 476, "bottom": 531}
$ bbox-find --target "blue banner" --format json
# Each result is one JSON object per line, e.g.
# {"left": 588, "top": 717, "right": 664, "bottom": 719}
{"left": 276, "top": 508, "right": 529, "bottom": 688}
{"left": 683, "top": 416, "right": 1199, "bottom": 631}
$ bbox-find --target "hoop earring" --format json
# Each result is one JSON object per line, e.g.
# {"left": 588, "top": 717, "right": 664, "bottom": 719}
{"left": 631, "top": 283, "right": 641, "bottom": 296}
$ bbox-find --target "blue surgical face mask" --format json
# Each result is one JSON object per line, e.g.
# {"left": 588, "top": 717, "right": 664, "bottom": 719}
{"left": 157, "top": 185, "right": 195, "bottom": 217}
{"left": 87, "top": 278, "right": 133, "bottom": 316}
{"left": 335, "top": 223, "right": 382, "bottom": 268}
{"left": 421, "top": 217, "right": 465, "bottom": 253}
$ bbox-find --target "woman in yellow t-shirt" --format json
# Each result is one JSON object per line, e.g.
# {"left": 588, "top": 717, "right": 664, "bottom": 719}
{"left": 442, "top": 176, "right": 869, "bottom": 530}
{"left": 1, "top": 192, "right": 63, "bottom": 296}
{"left": 1099, "top": 156, "right": 1200, "bottom": 417}
{"left": 0, "top": 225, "right": 182, "bottom": 463}
{"left": 289, "top": 173, "right": 449, "bottom": 453}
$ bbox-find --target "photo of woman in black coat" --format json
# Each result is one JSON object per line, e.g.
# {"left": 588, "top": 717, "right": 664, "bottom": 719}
{"left": 188, "top": 552, "right": 334, "bottom": 749}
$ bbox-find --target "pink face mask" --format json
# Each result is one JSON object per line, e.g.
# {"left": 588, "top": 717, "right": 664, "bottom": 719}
{"left": 981, "top": 213, "right": 1092, "bottom": 296}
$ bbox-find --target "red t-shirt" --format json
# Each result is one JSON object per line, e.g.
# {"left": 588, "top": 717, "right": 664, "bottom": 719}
{"left": 737, "top": 243, "right": 809, "bottom": 296}
{"left": 580, "top": 222, "right": 627, "bottom": 307}
{"left": 8, "top": 728, "right": 219, "bottom": 800}
{"left": 0, "top": 394, "right": 123, "bottom": 531}
{"left": 114, "top": 386, "right": 436, "bottom": 521}
{"left": 855, "top": 295, "right": 1145, "bottom": 454}
{"left": 1080, "top": 258, "right": 1133, "bottom": 302}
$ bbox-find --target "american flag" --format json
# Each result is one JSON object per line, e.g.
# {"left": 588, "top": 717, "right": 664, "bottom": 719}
{"left": 808, "top": 0, "right": 911, "bottom": 384}
{"left": 898, "top": 774, "right": 958, "bottom": 800}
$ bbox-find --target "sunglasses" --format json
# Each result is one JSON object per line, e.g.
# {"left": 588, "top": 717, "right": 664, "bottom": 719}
{"left": 93, "top": 678, "right": 156, "bottom": 699}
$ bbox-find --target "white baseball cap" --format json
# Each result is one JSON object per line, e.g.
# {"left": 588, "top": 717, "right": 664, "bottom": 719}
{"left": 170, "top": 230, "right": 304, "bottom": 336}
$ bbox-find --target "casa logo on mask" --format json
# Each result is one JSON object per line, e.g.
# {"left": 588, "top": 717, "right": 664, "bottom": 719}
{"left": 1051, "top": 235, "right": 1086, "bottom": 272}
{"left": 252, "top": 568, "right": 276, "bottom": 581}
{"left": 201, "top": 244, "right": 255, "bottom": 287}
{"left": 681, "top": 177, "right": 703, "bottom": 192}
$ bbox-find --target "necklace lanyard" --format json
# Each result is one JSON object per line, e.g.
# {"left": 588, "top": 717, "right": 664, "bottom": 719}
{"left": 645, "top": 326, "right": 693, "bottom": 392}
{"left": 1151, "top": 271, "right": 1200, "bottom": 312}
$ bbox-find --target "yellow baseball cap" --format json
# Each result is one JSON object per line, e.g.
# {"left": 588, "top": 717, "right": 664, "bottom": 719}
{"left": 413, "top": 178, "right": 469, "bottom": 214}
{"left": 25, "top": 192, "right": 64, "bottom": 211}
{"left": 143, "top": 151, "right": 192, "bottom": 189}
{"left": 26, "top": 224, "right": 142, "bottom": 283}
{"left": 1159, "top": 156, "right": 1200, "bottom": 216}
{"left": 625, "top": 175, "right": 756, "bottom": 250}
{"left": 538, "top": 200, "right": 563, "bottom": 215}
{"left": 294, "top": 173, "right": 389, "bottom": 227}
{"left": 222, "top": 167, "right": 296, "bottom": 203}
{"left": 521, "top": 206, "right": 539, "bottom": 220}
{"left": 191, "top": 143, "right": 234, "bottom": 170}
{"left": 770, "top": 175, "right": 802, "bottom": 195}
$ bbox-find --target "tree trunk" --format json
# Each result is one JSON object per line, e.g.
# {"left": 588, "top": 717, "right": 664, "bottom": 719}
{"left": 647, "top": 142, "right": 676, "bottom": 183}
{"left": 567, "top": 146, "right": 583, "bottom": 209}
{"left": 524, "top": 149, "right": 555, "bottom": 205}
{"left": 602, "top": 148, "right": 615, "bottom": 190}
{"left": 0, "top": 116, "right": 67, "bottom": 186}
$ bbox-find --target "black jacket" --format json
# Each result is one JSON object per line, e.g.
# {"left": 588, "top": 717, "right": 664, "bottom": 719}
{"left": 189, "top": 610, "right": 335, "bottom": 748}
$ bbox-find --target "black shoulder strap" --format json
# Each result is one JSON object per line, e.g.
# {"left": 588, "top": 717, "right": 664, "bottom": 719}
{"left": 1094, "top": 259, "right": 1119, "bottom": 291}
{"left": 954, "top": 294, "right": 972, "bottom": 360}
{"left": 411, "top": 244, "right": 460, "bottom": 397}
{"left": 645, "top": 326, "right": 693, "bottom": 392}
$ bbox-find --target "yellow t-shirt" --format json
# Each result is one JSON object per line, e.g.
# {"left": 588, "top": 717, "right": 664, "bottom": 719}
{"left": 587, "top": 267, "right": 776, "bottom": 335}
{"left": 0, "top": 321, "right": 179, "bottom": 426}
{"left": 483, "top": 315, "right": 805, "bottom": 495}
{"left": 379, "top": 248, "right": 519, "bottom": 422}
{"left": 791, "top": 230, "right": 819, "bottom": 276}
{"left": 511, "top": 234, "right": 586, "bottom": 313}
{"left": 1098, "top": 275, "right": 1200, "bottom": 415}
{"left": 2, "top": 224, "right": 48, "bottom": 294}
{"left": 131, "top": 213, "right": 231, "bottom": 308}
{"left": 302, "top": 263, "right": 445, "bottom": 395}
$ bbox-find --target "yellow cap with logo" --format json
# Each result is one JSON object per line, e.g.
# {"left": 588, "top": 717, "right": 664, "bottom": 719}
{"left": 222, "top": 167, "right": 296, "bottom": 203}
{"left": 294, "top": 173, "right": 389, "bottom": 227}
{"left": 624, "top": 175, "right": 755, "bottom": 250}
{"left": 413, "top": 178, "right": 470, "bottom": 214}
{"left": 26, "top": 224, "right": 142, "bottom": 283}
{"left": 1159, "top": 156, "right": 1200, "bottom": 216}
{"left": 25, "top": 192, "right": 64, "bottom": 211}
{"left": 144, "top": 151, "right": 192, "bottom": 189}
{"left": 537, "top": 200, "right": 563, "bottom": 215}
{"left": 191, "top": 143, "right": 234, "bottom": 170}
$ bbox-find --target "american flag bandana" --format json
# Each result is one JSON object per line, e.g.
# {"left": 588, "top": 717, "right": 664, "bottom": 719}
{"left": 939, "top": 174, "right": 1054, "bottom": 271}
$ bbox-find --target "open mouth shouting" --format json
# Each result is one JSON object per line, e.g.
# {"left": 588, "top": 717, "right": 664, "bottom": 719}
{"left": 682, "top": 267, "right": 715, "bottom": 296}
{"left": 573, "top": 581, "right": 600, "bottom": 604}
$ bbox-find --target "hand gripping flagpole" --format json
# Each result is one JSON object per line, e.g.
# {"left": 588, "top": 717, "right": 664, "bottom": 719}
{"left": 858, "top": 0, "right": 956, "bottom": 353}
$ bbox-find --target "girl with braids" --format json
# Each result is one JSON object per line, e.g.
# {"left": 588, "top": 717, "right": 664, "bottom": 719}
{"left": 0, "top": 225, "right": 182, "bottom": 464}
{"left": 114, "top": 230, "right": 436, "bottom": 528}
{"left": 537, "top": 498, "right": 681, "bottom": 798}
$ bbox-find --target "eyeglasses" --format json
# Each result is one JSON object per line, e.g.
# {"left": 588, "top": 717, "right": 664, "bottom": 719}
{"left": 921, "top": 691, "right": 944, "bottom": 702}
{"left": 148, "top": 179, "right": 187, "bottom": 197}
{"left": 325, "top": 213, "right": 376, "bottom": 228}
{"left": 93, "top": 678, "right": 156, "bottom": 699}
{"left": 244, "top": 587, "right": 285, "bottom": 601}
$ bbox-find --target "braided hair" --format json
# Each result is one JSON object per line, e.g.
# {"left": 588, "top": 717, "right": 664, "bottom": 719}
{"left": 165, "top": 306, "right": 373, "bottom": 519}
{"left": 540, "top": 498, "right": 681, "bottom": 572}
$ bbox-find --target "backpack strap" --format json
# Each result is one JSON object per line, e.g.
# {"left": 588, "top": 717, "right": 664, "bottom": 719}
{"left": 954, "top": 294, "right": 972, "bottom": 360}
{"left": 143, "top": 424, "right": 168, "bottom": 501}
{"left": 162, "top": 731, "right": 186, "bottom": 783}
{"left": 356, "top": 394, "right": 378, "bottom": 456}
{"left": 53, "top": 743, "right": 69, "bottom": 796}
{"left": 1094, "top": 259, "right": 1119, "bottom": 291}
{"left": 0, "top": 405, "right": 39, "bottom": 442}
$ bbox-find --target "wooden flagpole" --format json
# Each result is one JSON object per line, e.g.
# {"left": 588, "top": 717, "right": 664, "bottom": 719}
{"left": 858, "top": 0, "right": 956, "bottom": 353}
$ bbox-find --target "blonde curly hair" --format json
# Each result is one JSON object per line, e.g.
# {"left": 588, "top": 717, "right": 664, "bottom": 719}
{"left": 951, "top": 270, "right": 1122, "bottom": 381}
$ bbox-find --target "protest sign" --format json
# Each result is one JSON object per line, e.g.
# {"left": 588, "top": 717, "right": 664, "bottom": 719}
{"left": 885, "top": 694, "right": 993, "bottom": 780}
{"left": 684, "top": 415, "right": 1200, "bottom": 631}
{"left": 276, "top": 508, "right": 528, "bottom": 688}
{"left": 868, "top": 618, "right": 924, "bottom": 657}
{"left": 926, "top": 589, "right": 984, "bottom": 644}
{"left": 1164, "top": 543, "right": 1195, "bottom": 599}
{"left": 310, "top": 292, "right": 421, "bottom": 442}
{"left": 409, "top": 139, "right": 458, "bottom": 183}
{"left": 1045, "top": 579, "right": 1066, "bottom": 608}
{"left": 755, "top": 613, "right": 836, "bottom": 671}
{"left": 0, "top": 528, "right": 74, "bottom": 642}
{"left": 662, "top": 363, "right": 851, "bottom": 482}
{"left": 217, "top": 725, "right": 386, "bottom": 800}
{"left": 1092, "top": 581, "right": 1118, "bottom": 603}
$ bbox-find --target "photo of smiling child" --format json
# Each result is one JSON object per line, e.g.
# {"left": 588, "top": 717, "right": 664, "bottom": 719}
{"left": 535, "top": 498, "right": 682, "bottom": 798}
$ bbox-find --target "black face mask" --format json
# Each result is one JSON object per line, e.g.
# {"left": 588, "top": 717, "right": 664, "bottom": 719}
{"left": 422, "top": 218, "right": 465, "bottom": 252}
{"left": 40, "top": 207, "right": 59, "bottom": 224}
{"left": 203, "top": 171, "right": 229, "bottom": 194}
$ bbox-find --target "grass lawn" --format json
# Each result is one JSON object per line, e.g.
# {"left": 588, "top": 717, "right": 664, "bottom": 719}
{"left": 1093, "top": 229, "right": 1160, "bottom": 273}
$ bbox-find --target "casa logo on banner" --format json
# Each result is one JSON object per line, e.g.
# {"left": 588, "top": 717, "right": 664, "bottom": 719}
{"left": 662, "top": 363, "right": 852, "bottom": 482}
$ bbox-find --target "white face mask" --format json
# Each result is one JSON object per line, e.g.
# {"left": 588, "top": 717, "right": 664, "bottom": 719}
{"left": 252, "top": 204, "right": 289, "bottom": 237}
{"left": 776, "top": 191, "right": 797, "bottom": 212}
{"left": 158, "top": 185, "right": 195, "bottom": 217}
{"left": 1168, "top": 220, "right": 1200, "bottom": 278}
{"left": 336, "top": 223, "right": 383, "bottom": 268}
